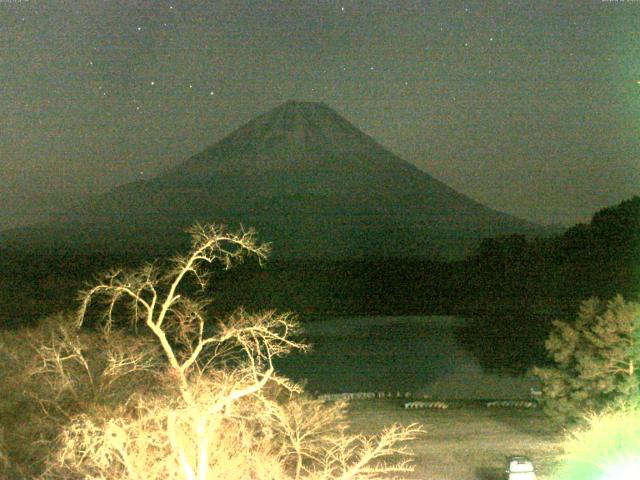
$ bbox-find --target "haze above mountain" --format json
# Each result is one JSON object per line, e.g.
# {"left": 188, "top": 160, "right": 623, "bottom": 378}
{"left": 2, "top": 101, "right": 543, "bottom": 260}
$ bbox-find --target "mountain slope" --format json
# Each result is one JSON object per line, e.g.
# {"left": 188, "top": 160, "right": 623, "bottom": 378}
{"left": 2, "top": 101, "right": 542, "bottom": 260}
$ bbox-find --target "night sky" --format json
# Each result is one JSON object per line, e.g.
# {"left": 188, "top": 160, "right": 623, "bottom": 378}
{"left": 1, "top": 0, "right": 638, "bottom": 230}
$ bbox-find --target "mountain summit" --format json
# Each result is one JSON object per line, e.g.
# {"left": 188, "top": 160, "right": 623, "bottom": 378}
{"left": 3, "top": 101, "right": 541, "bottom": 259}
{"left": 173, "top": 101, "right": 411, "bottom": 177}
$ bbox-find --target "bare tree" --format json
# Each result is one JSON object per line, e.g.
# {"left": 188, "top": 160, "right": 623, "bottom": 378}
{"left": 40, "top": 223, "right": 423, "bottom": 480}
{"left": 315, "top": 423, "right": 424, "bottom": 480}
{"left": 76, "top": 224, "right": 275, "bottom": 402}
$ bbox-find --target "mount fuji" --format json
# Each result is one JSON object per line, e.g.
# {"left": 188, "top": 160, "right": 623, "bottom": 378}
{"left": 2, "top": 101, "right": 541, "bottom": 260}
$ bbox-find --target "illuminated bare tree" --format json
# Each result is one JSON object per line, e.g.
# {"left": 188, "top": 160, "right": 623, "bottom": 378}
{"left": 40, "top": 224, "right": 423, "bottom": 480}
{"left": 76, "top": 224, "right": 277, "bottom": 403}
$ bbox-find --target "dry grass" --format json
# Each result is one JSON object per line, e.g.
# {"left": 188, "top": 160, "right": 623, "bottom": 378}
{"left": 344, "top": 399, "right": 564, "bottom": 480}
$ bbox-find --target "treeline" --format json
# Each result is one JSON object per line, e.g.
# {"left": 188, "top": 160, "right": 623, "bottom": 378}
{"left": 1, "top": 197, "right": 638, "bottom": 366}
{"left": 215, "top": 196, "right": 637, "bottom": 373}
{"left": 469, "top": 196, "right": 639, "bottom": 312}
{"left": 455, "top": 196, "right": 639, "bottom": 372}
{"left": 204, "top": 197, "right": 640, "bottom": 318}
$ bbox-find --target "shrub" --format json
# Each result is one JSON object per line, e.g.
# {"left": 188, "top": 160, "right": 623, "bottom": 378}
{"left": 553, "top": 401, "right": 640, "bottom": 480}
{"left": 0, "top": 313, "right": 163, "bottom": 478}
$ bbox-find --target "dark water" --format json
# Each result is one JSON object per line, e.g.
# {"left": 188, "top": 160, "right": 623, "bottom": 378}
{"left": 274, "top": 316, "right": 537, "bottom": 399}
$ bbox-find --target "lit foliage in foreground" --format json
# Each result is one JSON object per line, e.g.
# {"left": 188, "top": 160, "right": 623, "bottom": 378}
{"left": 35, "top": 224, "right": 422, "bottom": 480}
{"left": 534, "top": 295, "right": 640, "bottom": 425}
{"left": 0, "top": 314, "right": 165, "bottom": 479}
{"left": 553, "top": 402, "right": 640, "bottom": 480}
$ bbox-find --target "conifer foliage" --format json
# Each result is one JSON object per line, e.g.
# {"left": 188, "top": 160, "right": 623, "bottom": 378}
{"left": 534, "top": 295, "right": 640, "bottom": 425}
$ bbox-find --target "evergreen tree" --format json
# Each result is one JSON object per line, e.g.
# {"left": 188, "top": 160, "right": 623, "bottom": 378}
{"left": 534, "top": 295, "right": 640, "bottom": 425}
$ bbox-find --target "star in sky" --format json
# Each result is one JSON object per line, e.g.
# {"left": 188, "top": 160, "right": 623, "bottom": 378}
{"left": 0, "top": 0, "right": 637, "bottom": 228}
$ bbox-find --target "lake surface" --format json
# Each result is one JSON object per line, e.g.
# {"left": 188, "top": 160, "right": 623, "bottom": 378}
{"left": 273, "top": 316, "right": 538, "bottom": 399}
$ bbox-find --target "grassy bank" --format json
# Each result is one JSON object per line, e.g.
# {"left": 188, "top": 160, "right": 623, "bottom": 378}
{"left": 344, "top": 399, "right": 563, "bottom": 480}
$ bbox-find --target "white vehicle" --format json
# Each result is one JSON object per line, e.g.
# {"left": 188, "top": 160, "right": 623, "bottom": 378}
{"left": 506, "top": 455, "right": 536, "bottom": 480}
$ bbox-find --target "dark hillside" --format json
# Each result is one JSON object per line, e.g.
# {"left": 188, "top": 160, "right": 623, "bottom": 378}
{"left": 456, "top": 196, "right": 640, "bottom": 373}
{"left": 1, "top": 101, "right": 541, "bottom": 262}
